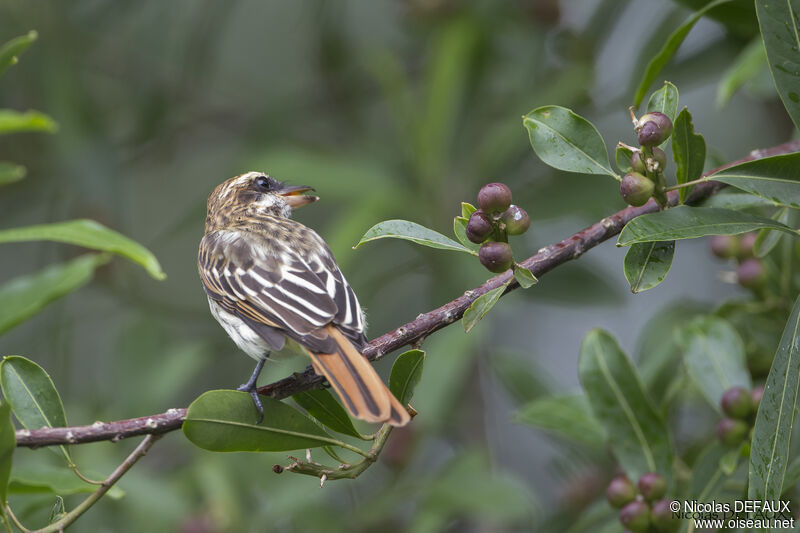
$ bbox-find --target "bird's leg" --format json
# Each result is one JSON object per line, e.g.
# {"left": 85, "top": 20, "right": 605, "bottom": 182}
{"left": 237, "top": 356, "right": 267, "bottom": 423}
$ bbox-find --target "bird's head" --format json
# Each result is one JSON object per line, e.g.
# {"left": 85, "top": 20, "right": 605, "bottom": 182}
{"left": 206, "top": 172, "right": 318, "bottom": 228}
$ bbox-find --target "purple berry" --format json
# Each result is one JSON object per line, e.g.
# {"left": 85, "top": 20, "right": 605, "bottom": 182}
{"left": 619, "top": 500, "right": 651, "bottom": 533}
{"left": 479, "top": 241, "right": 513, "bottom": 273}
{"left": 638, "top": 472, "right": 667, "bottom": 502}
{"left": 466, "top": 210, "right": 493, "bottom": 244}
{"left": 606, "top": 475, "right": 637, "bottom": 508}
{"left": 651, "top": 499, "right": 679, "bottom": 532}
{"left": 631, "top": 151, "right": 647, "bottom": 174}
{"left": 738, "top": 232, "right": 757, "bottom": 259}
{"left": 500, "top": 205, "right": 530, "bottom": 236}
{"left": 717, "top": 417, "right": 749, "bottom": 446}
{"left": 751, "top": 385, "right": 764, "bottom": 411}
{"left": 709, "top": 235, "right": 739, "bottom": 259}
{"left": 737, "top": 258, "right": 766, "bottom": 288}
{"left": 620, "top": 172, "right": 654, "bottom": 207}
{"left": 477, "top": 183, "right": 512, "bottom": 214}
{"left": 637, "top": 112, "right": 673, "bottom": 146}
{"left": 721, "top": 386, "right": 753, "bottom": 419}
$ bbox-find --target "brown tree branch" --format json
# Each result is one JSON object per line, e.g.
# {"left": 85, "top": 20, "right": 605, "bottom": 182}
{"left": 15, "top": 139, "right": 800, "bottom": 448}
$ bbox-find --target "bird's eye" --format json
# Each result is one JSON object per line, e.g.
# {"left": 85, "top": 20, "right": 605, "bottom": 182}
{"left": 254, "top": 176, "right": 272, "bottom": 192}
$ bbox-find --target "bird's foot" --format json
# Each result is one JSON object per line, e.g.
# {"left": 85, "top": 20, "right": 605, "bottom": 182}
{"left": 237, "top": 382, "right": 265, "bottom": 424}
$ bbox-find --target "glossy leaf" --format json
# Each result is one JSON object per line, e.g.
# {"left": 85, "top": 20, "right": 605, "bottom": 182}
{"left": 0, "top": 401, "right": 13, "bottom": 515}
{"left": 516, "top": 394, "right": 605, "bottom": 446}
{"left": 783, "top": 455, "right": 800, "bottom": 493}
{"left": 0, "top": 109, "right": 57, "bottom": 135}
{"left": 754, "top": 208, "right": 790, "bottom": 257}
{"left": 634, "top": 0, "right": 733, "bottom": 106}
{"left": 0, "top": 162, "right": 25, "bottom": 186}
{"left": 523, "top": 106, "right": 617, "bottom": 178}
{"left": 716, "top": 38, "right": 766, "bottom": 108}
{"left": 679, "top": 317, "right": 751, "bottom": 412}
{"left": 513, "top": 266, "right": 537, "bottom": 288}
{"left": 389, "top": 349, "right": 425, "bottom": 405}
{"left": 355, "top": 219, "right": 474, "bottom": 254}
{"left": 578, "top": 329, "right": 673, "bottom": 481}
{"left": 462, "top": 284, "right": 507, "bottom": 333}
{"left": 453, "top": 217, "right": 481, "bottom": 252}
{"left": 617, "top": 206, "right": 797, "bottom": 246}
{"left": 672, "top": 108, "right": 706, "bottom": 202}
{"left": 701, "top": 190, "right": 776, "bottom": 210}
{"left": 183, "top": 390, "right": 340, "bottom": 452}
{"left": 0, "top": 219, "right": 165, "bottom": 279}
{"left": 749, "top": 295, "right": 800, "bottom": 500}
{"left": 646, "top": 81, "right": 679, "bottom": 122}
{"left": 756, "top": 0, "right": 800, "bottom": 131}
{"left": 707, "top": 152, "right": 800, "bottom": 209}
{"left": 623, "top": 240, "right": 675, "bottom": 293}
{"left": 292, "top": 388, "right": 363, "bottom": 440}
{"left": 615, "top": 144, "right": 634, "bottom": 174}
{"left": 0, "top": 254, "right": 110, "bottom": 335}
{"left": 9, "top": 463, "right": 123, "bottom": 499}
{"left": 0, "top": 31, "right": 37, "bottom": 77}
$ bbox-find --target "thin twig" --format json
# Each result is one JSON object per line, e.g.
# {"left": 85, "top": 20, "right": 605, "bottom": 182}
{"left": 13, "top": 139, "right": 800, "bottom": 449}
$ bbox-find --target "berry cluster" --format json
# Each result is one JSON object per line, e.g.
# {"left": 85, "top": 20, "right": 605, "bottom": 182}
{"left": 620, "top": 112, "right": 674, "bottom": 208}
{"left": 466, "top": 182, "right": 530, "bottom": 273}
{"left": 716, "top": 385, "right": 763, "bottom": 446}
{"left": 709, "top": 233, "right": 766, "bottom": 289}
{"left": 606, "top": 472, "right": 676, "bottom": 532}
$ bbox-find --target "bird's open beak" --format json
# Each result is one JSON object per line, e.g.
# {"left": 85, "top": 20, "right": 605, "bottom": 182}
{"left": 277, "top": 185, "right": 318, "bottom": 209}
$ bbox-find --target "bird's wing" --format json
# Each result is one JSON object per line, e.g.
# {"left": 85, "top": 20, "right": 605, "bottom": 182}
{"left": 199, "top": 229, "right": 365, "bottom": 352}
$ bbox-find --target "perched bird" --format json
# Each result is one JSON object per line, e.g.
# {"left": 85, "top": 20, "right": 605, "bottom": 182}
{"left": 199, "top": 172, "right": 409, "bottom": 427}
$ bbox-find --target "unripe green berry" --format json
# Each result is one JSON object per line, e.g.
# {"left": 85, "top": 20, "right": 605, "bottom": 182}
{"left": 737, "top": 258, "right": 766, "bottom": 289}
{"left": 631, "top": 151, "right": 647, "bottom": 174}
{"left": 606, "top": 475, "right": 637, "bottom": 508}
{"left": 479, "top": 241, "right": 513, "bottom": 273}
{"left": 721, "top": 386, "right": 754, "bottom": 419}
{"left": 717, "top": 417, "right": 749, "bottom": 446}
{"left": 619, "top": 500, "right": 651, "bottom": 533}
{"left": 466, "top": 210, "right": 493, "bottom": 244}
{"left": 651, "top": 499, "right": 679, "bottom": 532}
{"left": 751, "top": 385, "right": 764, "bottom": 411}
{"left": 638, "top": 472, "right": 667, "bottom": 502}
{"left": 620, "top": 172, "right": 654, "bottom": 207}
{"left": 637, "top": 112, "right": 673, "bottom": 146}
{"left": 709, "top": 235, "right": 739, "bottom": 259}
{"left": 477, "top": 182, "right": 512, "bottom": 214}
{"left": 501, "top": 205, "right": 530, "bottom": 235}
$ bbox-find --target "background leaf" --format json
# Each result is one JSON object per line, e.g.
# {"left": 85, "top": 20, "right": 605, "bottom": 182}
{"left": 756, "top": 0, "right": 800, "bottom": 131}
{"left": 634, "top": 0, "right": 733, "bottom": 106}
{"left": 0, "top": 254, "right": 110, "bottom": 335}
{"left": 623, "top": 240, "right": 675, "bottom": 293}
{"left": 679, "top": 317, "right": 751, "bottom": 412}
{"left": 183, "top": 390, "right": 340, "bottom": 452}
{"left": 672, "top": 108, "right": 706, "bottom": 202}
{"left": 292, "top": 388, "right": 363, "bottom": 440}
{"left": 716, "top": 38, "right": 766, "bottom": 108}
{"left": 578, "top": 329, "right": 673, "bottom": 481}
{"left": 523, "top": 105, "right": 617, "bottom": 178}
{"left": 0, "top": 30, "right": 37, "bottom": 77}
{"left": 707, "top": 152, "right": 800, "bottom": 208}
{"left": 749, "top": 295, "right": 800, "bottom": 500}
{"left": 515, "top": 394, "right": 606, "bottom": 446}
{"left": 0, "top": 220, "right": 165, "bottom": 279}
{"left": 462, "top": 284, "right": 507, "bottom": 333}
{"left": 0, "top": 109, "right": 57, "bottom": 134}
{"left": 389, "top": 349, "right": 425, "bottom": 406}
{"left": 618, "top": 206, "right": 796, "bottom": 246}
{"left": 0, "top": 401, "right": 13, "bottom": 515}
{"left": 9, "top": 463, "right": 123, "bottom": 499}
{"left": 0, "top": 162, "right": 25, "bottom": 186}
{"left": 354, "top": 219, "right": 474, "bottom": 254}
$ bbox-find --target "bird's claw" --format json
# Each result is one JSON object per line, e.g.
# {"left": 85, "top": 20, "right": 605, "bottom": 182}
{"left": 237, "top": 382, "right": 264, "bottom": 424}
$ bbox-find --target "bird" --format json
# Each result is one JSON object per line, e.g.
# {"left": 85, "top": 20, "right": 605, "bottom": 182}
{"left": 198, "top": 171, "right": 410, "bottom": 427}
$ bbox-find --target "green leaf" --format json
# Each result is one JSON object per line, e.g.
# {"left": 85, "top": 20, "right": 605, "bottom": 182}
{"left": 0, "top": 31, "right": 37, "bottom": 78}
{"left": 646, "top": 81, "right": 680, "bottom": 122}
{"left": 461, "top": 202, "right": 477, "bottom": 219}
{"left": 623, "top": 241, "right": 675, "bottom": 293}
{"left": 671, "top": 108, "right": 706, "bottom": 202}
{"left": 513, "top": 266, "right": 538, "bottom": 288}
{"left": 462, "top": 284, "right": 507, "bottom": 333}
{"left": 756, "top": 0, "right": 800, "bottom": 132}
{"left": 0, "top": 356, "right": 72, "bottom": 464}
{"left": 453, "top": 217, "right": 481, "bottom": 252}
{"left": 9, "top": 463, "right": 123, "bottom": 499}
{"left": 0, "top": 109, "right": 57, "bottom": 135}
{"left": 0, "top": 162, "right": 25, "bottom": 186}
{"left": 183, "top": 390, "right": 341, "bottom": 452}
{"left": 0, "top": 254, "right": 110, "bottom": 335}
{"left": 716, "top": 38, "right": 767, "bottom": 108}
{"left": 578, "top": 329, "right": 673, "bottom": 481}
{"left": 749, "top": 295, "right": 800, "bottom": 500}
{"left": 523, "top": 105, "right": 617, "bottom": 178}
{"left": 615, "top": 144, "right": 634, "bottom": 174}
{"left": 617, "top": 206, "right": 797, "bottom": 246}
{"left": 0, "top": 219, "right": 165, "bottom": 279}
{"left": 679, "top": 317, "right": 751, "bottom": 412}
{"left": 754, "top": 208, "right": 790, "bottom": 257}
{"left": 389, "top": 349, "right": 425, "bottom": 405}
{"left": 292, "top": 388, "right": 363, "bottom": 440}
{"left": 783, "top": 455, "right": 800, "bottom": 493}
{"left": 706, "top": 152, "right": 800, "bottom": 209}
{"left": 633, "top": 0, "right": 733, "bottom": 106}
{"left": 354, "top": 219, "right": 475, "bottom": 254}
{"left": 690, "top": 443, "right": 732, "bottom": 501}
{"left": 701, "top": 189, "right": 777, "bottom": 210}
{"left": 515, "top": 394, "right": 606, "bottom": 446}
{"left": 0, "top": 401, "right": 13, "bottom": 515}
